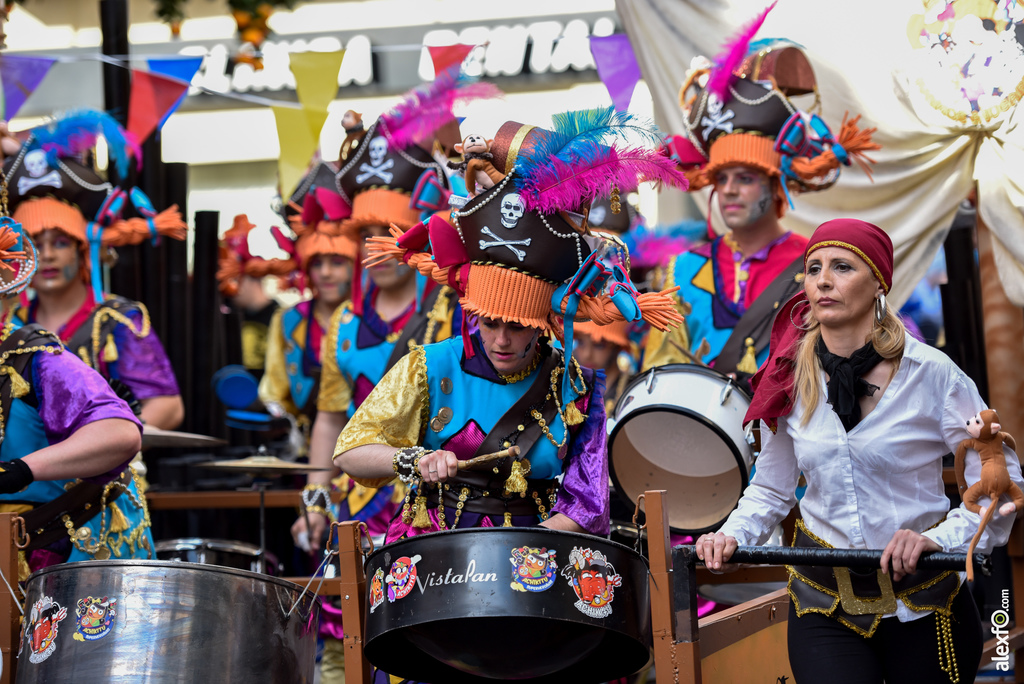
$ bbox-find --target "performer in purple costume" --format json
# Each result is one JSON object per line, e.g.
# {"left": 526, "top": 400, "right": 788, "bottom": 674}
{"left": 0, "top": 203, "right": 145, "bottom": 576}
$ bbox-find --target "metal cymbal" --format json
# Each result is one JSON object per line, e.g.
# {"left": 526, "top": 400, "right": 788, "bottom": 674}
{"left": 142, "top": 425, "right": 229, "bottom": 449}
{"left": 196, "top": 455, "right": 331, "bottom": 475}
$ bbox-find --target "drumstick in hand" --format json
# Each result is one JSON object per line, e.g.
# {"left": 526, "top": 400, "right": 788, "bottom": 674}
{"left": 458, "top": 446, "right": 521, "bottom": 470}
{"left": 668, "top": 338, "right": 709, "bottom": 367}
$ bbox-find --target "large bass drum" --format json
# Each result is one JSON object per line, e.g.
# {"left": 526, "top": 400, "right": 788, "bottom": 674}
{"left": 609, "top": 364, "right": 753, "bottom": 535}
{"left": 363, "top": 527, "right": 651, "bottom": 683}
{"left": 16, "top": 560, "right": 320, "bottom": 683}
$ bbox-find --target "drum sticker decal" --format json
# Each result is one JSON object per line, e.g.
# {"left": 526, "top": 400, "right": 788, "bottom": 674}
{"left": 562, "top": 547, "right": 623, "bottom": 619}
{"left": 510, "top": 546, "right": 557, "bottom": 593}
{"left": 385, "top": 555, "right": 421, "bottom": 602}
{"left": 26, "top": 596, "right": 68, "bottom": 663}
{"left": 73, "top": 596, "right": 117, "bottom": 641}
{"left": 369, "top": 568, "right": 386, "bottom": 613}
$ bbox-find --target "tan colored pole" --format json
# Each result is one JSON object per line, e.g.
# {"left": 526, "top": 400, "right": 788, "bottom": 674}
{"left": 337, "top": 521, "right": 372, "bottom": 684}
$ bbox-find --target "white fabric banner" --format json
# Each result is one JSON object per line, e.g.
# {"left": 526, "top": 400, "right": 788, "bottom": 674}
{"left": 616, "top": 0, "right": 1024, "bottom": 306}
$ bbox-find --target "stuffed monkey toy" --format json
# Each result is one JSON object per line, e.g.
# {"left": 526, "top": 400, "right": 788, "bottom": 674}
{"left": 339, "top": 110, "right": 366, "bottom": 163}
{"left": 448, "top": 134, "right": 504, "bottom": 197}
{"left": 955, "top": 409, "right": 1024, "bottom": 581}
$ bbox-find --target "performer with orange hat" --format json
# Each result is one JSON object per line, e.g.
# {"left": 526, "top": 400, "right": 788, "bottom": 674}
{"left": 292, "top": 69, "right": 495, "bottom": 555}
{"left": 258, "top": 160, "right": 359, "bottom": 443}
{"left": 336, "top": 107, "right": 687, "bottom": 543}
{"left": 217, "top": 214, "right": 294, "bottom": 380}
{"left": 645, "top": 11, "right": 879, "bottom": 382}
{"left": 0, "top": 169, "right": 147, "bottom": 573}
{"left": 9, "top": 111, "right": 187, "bottom": 431}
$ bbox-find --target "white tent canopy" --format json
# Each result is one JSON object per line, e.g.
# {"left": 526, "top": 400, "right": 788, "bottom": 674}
{"left": 617, "top": 0, "right": 1024, "bottom": 307}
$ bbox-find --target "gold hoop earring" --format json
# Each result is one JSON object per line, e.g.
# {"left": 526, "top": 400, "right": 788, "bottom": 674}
{"left": 790, "top": 300, "right": 813, "bottom": 331}
{"left": 874, "top": 293, "right": 887, "bottom": 324}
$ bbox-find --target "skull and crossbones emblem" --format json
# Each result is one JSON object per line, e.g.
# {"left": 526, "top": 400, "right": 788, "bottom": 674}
{"left": 355, "top": 136, "right": 395, "bottom": 184}
{"left": 700, "top": 95, "right": 735, "bottom": 141}
{"left": 499, "top": 193, "right": 525, "bottom": 229}
{"left": 19, "top": 150, "right": 62, "bottom": 194}
{"left": 479, "top": 227, "right": 531, "bottom": 261}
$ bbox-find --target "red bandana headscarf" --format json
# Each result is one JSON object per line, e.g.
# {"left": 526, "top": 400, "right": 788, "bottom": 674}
{"left": 743, "top": 218, "right": 893, "bottom": 431}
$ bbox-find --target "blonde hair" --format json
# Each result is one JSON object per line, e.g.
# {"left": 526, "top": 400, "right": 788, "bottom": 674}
{"left": 793, "top": 303, "right": 906, "bottom": 426}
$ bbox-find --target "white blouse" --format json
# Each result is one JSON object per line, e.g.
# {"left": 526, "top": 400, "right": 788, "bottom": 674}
{"left": 720, "top": 336, "right": 1024, "bottom": 619}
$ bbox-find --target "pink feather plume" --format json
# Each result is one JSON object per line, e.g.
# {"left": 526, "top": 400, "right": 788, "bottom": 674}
{"left": 380, "top": 65, "right": 502, "bottom": 150}
{"left": 706, "top": 1, "right": 777, "bottom": 101}
{"left": 516, "top": 146, "right": 689, "bottom": 215}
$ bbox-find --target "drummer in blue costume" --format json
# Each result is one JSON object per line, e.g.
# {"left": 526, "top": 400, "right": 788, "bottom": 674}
{"left": 292, "top": 68, "right": 492, "bottom": 553}
{"left": 258, "top": 160, "right": 357, "bottom": 445}
{"left": 337, "top": 109, "right": 687, "bottom": 684}
{"left": 336, "top": 109, "right": 687, "bottom": 545}
{"left": 0, "top": 189, "right": 144, "bottom": 577}
{"left": 293, "top": 72, "right": 488, "bottom": 684}
{"left": 644, "top": 30, "right": 879, "bottom": 382}
{"left": 337, "top": 109, "right": 689, "bottom": 684}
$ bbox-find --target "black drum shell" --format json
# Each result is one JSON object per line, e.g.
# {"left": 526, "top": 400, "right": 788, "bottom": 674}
{"left": 363, "top": 527, "right": 651, "bottom": 683}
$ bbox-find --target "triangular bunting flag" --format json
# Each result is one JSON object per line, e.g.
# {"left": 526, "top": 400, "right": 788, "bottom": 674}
{"left": 428, "top": 44, "right": 474, "bottom": 77}
{"left": 0, "top": 55, "right": 56, "bottom": 119}
{"left": 147, "top": 56, "right": 203, "bottom": 128}
{"left": 147, "top": 56, "right": 204, "bottom": 84}
{"left": 273, "top": 105, "right": 322, "bottom": 201}
{"left": 589, "top": 34, "right": 643, "bottom": 112}
{"left": 128, "top": 69, "right": 191, "bottom": 143}
{"left": 289, "top": 50, "right": 346, "bottom": 125}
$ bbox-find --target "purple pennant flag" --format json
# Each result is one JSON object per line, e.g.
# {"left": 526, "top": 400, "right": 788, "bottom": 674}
{"left": 146, "top": 56, "right": 203, "bottom": 127}
{"left": 0, "top": 55, "right": 56, "bottom": 119}
{"left": 589, "top": 34, "right": 643, "bottom": 112}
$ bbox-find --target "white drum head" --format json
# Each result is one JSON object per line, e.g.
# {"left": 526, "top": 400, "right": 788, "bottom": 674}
{"left": 609, "top": 365, "right": 752, "bottom": 534}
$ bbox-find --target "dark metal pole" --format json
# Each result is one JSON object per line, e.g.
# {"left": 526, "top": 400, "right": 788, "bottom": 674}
{"left": 941, "top": 203, "right": 988, "bottom": 402}
{"left": 100, "top": 0, "right": 139, "bottom": 301}
{"left": 674, "top": 544, "right": 988, "bottom": 573}
{"left": 163, "top": 163, "right": 191, "bottom": 430}
{"left": 193, "top": 210, "right": 225, "bottom": 438}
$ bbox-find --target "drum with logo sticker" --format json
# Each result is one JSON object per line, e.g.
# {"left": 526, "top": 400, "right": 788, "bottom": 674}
{"left": 16, "top": 560, "right": 320, "bottom": 683}
{"left": 609, "top": 363, "right": 755, "bottom": 535}
{"left": 363, "top": 527, "right": 650, "bottom": 683}
{"left": 155, "top": 538, "right": 282, "bottom": 575}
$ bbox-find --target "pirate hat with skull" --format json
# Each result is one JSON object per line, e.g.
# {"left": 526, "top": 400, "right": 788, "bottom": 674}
{"left": 366, "top": 107, "right": 688, "bottom": 407}
{"left": 336, "top": 65, "right": 500, "bottom": 239}
{"left": 5, "top": 110, "right": 187, "bottom": 299}
{"left": 667, "top": 5, "right": 879, "bottom": 216}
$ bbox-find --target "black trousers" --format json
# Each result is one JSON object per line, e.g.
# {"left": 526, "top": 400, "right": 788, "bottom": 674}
{"left": 787, "top": 587, "right": 983, "bottom": 684}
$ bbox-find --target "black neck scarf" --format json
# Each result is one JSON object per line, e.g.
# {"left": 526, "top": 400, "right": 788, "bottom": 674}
{"left": 815, "top": 337, "right": 883, "bottom": 432}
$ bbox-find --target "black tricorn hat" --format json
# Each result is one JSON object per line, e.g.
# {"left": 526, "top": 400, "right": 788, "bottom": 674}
{"left": 454, "top": 176, "right": 592, "bottom": 284}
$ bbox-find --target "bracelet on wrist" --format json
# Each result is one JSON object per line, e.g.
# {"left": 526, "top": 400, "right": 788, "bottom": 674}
{"left": 304, "top": 505, "right": 336, "bottom": 522}
{"left": 301, "top": 484, "right": 332, "bottom": 510}
{"left": 394, "top": 446, "right": 428, "bottom": 486}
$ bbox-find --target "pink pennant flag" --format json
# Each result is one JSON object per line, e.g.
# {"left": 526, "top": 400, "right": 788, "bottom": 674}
{"left": 428, "top": 44, "right": 475, "bottom": 77}
{"left": 128, "top": 69, "right": 190, "bottom": 142}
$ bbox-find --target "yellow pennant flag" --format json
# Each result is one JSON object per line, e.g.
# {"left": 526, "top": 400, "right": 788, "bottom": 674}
{"left": 275, "top": 50, "right": 345, "bottom": 199}
{"left": 273, "top": 105, "right": 322, "bottom": 199}
{"left": 289, "top": 50, "right": 346, "bottom": 126}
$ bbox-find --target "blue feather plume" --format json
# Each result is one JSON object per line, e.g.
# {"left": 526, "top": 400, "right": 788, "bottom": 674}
{"left": 28, "top": 110, "right": 137, "bottom": 177}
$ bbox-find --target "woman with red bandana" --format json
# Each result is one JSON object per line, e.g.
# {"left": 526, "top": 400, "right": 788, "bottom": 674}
{"left": 696, "top": 219, "right": 1023, "bottom": 684}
